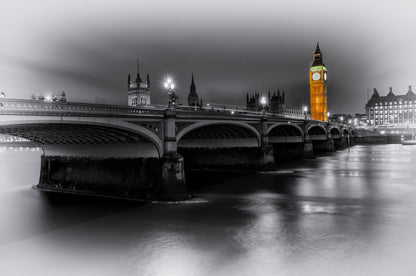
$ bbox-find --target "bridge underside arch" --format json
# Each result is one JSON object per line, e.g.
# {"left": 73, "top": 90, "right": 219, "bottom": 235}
{"left": 0, "top": 123, "right": 160, "bottom": 157}
{"left": 330, "top": 127, "right": 341, "bottom": 139}
{"left": 268, "top": 124, "right": 304, "bottom": 143}
{"left": 308, "top": 125, "right": 327, "bottom": 141}
{"left": 178, "top": 123, "right": 259, "bottom": 148}
{"left": 343, "top": 129, "right": 349, "bottom": 136}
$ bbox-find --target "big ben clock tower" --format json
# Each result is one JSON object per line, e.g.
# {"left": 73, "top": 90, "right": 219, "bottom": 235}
{"left": 309, "top": 42, "right": 328, "bottom": 121}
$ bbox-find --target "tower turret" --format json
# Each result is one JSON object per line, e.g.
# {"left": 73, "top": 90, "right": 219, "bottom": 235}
{"left": 188, "top": 73, "right": 201, "bottom": 108}
{"left": 135, "top": 60, "right": 142, "bottom": 84}
{"left": 127, "top": 60, "right": 151, "bottom": 106}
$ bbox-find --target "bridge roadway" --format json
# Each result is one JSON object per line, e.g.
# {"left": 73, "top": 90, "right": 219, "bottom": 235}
{"left": 0, "top": 98, "right": 354, "bottom": 199}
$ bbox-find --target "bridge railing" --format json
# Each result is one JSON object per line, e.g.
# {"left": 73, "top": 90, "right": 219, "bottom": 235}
{"left": 176, "top": 104, "right": 311, "bottom": 120}
{"left": 0, "top": 98, "right": 314, "bottom": 121}
{"left": 0, "top": 98, "right": 165, "bottom": 117}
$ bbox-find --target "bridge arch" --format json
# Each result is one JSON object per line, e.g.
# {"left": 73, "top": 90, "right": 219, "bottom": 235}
{"left": 308, "top": 125, "right": 327, "bottom": 141}
{"left": 0, "top": 118, "right": 164, "bottom": 157}
{"left": 329, "top": 127, "right": 341, "bottom": 139}
{"left": 177, "top": 121, "right": 260, "bottom": 148}
{"left": 267, "top": 123, "right": 304, "bottom": 143}
{"left": 342, "top": 128, "right": 349, "bottom": 136}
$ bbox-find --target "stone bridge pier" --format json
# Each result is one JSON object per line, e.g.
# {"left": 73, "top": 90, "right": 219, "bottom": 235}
{"left": 160, "top": 110, "right": 188, "bottom": 197}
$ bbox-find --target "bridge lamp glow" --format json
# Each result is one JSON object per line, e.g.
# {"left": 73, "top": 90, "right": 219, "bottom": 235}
{"left": 164, "top": 78, "right": 176, "bottom": 108}
{"left": 45, "top": 95, "right": 53, "bottom": 102}
{"left": 164, "top": 78, "right": 174, "bottom": 90}
{"left": 348, "top": 119, "right": 352, "bottom": 124}
{"left": 260, "top": 96, "right": 267, "bottom": 106}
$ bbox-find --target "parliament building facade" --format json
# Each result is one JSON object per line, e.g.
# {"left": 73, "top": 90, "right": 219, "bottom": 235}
{"left": 365, "top": 86, "right": 416, "bottom": 127}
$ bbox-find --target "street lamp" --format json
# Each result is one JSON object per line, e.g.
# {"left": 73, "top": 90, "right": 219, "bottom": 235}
{"left": 303, "top": 106, "right": 308, "bottom": 120}
{"left": 327, "top": 111, "right": 330, "bottom": 122}
{"left": 340, "top": 116, "right": 344, "bottom": 124}
{"left": 45, "top": 95, "right": 53, "bottom": 102}
{"left": 348, "top": 119, "right": 352, "bottom": 125}
{"left": 260, "top": 96, "right": 267, "bottom": 114}
{"left": 164, "top": 78, "right": 175, "bottom": 108}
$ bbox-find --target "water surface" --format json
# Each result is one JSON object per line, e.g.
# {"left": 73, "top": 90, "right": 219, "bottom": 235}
{"left": 0, "top": 145, "right": 415, "bottom": 275}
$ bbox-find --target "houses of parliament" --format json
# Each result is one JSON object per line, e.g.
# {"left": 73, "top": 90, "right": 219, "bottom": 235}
{"left": 127, "top": 43, "right": 329, "bottom": 121}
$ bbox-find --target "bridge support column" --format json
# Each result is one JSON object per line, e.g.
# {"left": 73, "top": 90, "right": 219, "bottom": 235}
{"left": 259, "top": 118, "right": 276, "bottom": 170}
{"left": 37, "top": 155, "right": 175, "bottom": 199}
{"left": 303, "top": 140, "right": 314, "bottom": 158}
{"left": 326, "top": 137, "right": 336, "bottom": 152}
{"left": 340, "top": 136, "right": 349, "bottom": 148}
{"left": 334, "top": 138, "right": 342, "bottom": 149}
{"left": 162, "top": 109, "right": 187, "bottom": 198}
{"left": 302, "top": 124, "right": 314, "bottom": 158}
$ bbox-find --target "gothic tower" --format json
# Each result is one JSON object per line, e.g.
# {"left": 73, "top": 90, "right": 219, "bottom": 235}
{"left": 309, "top": 42, "right": 328, "bottom": 121}
{"left": 128, "top": 60, "right": 151, "bottom": 106}
{"left": 187, "top": 74, "right": 201, "bottom": 107}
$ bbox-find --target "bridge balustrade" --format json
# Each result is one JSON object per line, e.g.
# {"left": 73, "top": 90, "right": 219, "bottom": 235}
{"left": 0, "top": 98, "right": 164, "bottom": 117}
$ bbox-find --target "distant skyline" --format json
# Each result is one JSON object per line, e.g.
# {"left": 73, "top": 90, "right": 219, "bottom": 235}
{"left": 1, "top": 0, "right": 416, "bottom": 114}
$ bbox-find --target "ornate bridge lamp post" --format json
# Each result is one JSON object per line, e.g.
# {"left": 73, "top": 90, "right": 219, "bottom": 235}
{"left": 161, "top": 77, "right": 187, "bottom": 197}
{"left": 260, "top": 96, "right": 267, "bottom": 115}
{"left": 304, "top": 106, "right": 308, "bottom": 120}
{"left": 327, "top": 112, "right": 330, "bottom": 122}
{"left": 164, "top": 78, "right": 176, "bottom": 109}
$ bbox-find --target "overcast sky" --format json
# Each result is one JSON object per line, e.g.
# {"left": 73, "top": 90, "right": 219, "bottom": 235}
{"left": 1, "top": 0, "right": 415, "bottom": 113}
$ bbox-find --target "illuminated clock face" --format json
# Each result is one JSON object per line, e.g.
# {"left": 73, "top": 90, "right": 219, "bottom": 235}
{"left": 312, "top": 72, "right": 321, "bottom": 81}
{"left": 324, "top": 72, "right": 327, "bottom": 81}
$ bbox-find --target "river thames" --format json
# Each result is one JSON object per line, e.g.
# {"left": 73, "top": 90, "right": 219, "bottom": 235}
{"left": 0, "top": 144, "right": 415, "bottom": 275}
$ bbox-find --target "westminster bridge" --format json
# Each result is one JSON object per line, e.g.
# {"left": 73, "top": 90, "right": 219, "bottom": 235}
{"left": 0, "top": 98, "right": 354, "bottom": 198}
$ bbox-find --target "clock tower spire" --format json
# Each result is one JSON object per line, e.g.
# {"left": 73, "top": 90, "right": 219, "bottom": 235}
{"left": 309, "top": 42, "right": 328, "bottom": 121}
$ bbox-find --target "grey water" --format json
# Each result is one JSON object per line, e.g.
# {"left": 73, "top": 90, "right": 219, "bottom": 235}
{"left": 0, "top": 144, "right": 416, "bottom": 276}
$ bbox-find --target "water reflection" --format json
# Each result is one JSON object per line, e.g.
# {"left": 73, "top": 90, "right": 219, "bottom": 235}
{"left": 1, "top": 145, "right": 416, "bottom": 275}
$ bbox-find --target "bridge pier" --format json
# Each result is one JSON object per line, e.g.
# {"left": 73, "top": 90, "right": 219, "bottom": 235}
{"left": 159, "top": 153, "right": 187, "bottom": 197}
{"left": 37, "top": 155, "right": 168, "bottom": 199}
{"left": 340, "top": 137, "right": 349, "bottom": 148}
{"left": 259, "top": 144, "right": 276, "bottom": 170}
{"left": 303, "top": 141, "right": 314, "bottom": 158}
{"left": 259, "top": 118, "right": 276, "bottom": 170}
{"left": 333, "top": 138, "right": 342, "bottom": 149}
{"left": 327, "top": 138, "right": 336, "bottom": 152}
{"left": 161, "top": 109, "right": 188, "bottom": 198}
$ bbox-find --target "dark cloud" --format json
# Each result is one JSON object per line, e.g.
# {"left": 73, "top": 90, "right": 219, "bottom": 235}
{"left": 1, "top": 0, "right": 415, "bottom": 114}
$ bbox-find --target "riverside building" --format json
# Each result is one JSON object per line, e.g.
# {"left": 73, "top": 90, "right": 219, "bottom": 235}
{"left": 365, "top": 86, "right": 416, "bottom": 127}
